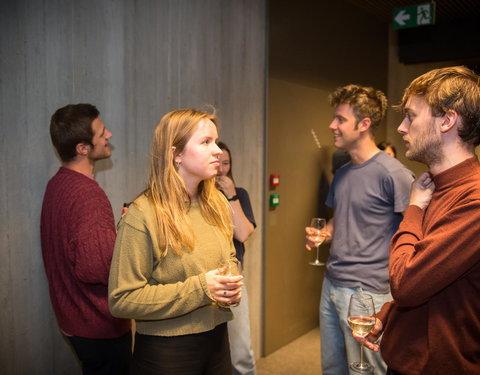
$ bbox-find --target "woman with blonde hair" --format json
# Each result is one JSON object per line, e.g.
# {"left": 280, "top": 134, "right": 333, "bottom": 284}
{"left": 109, "top": 109, "right": 242, "bottom": 374}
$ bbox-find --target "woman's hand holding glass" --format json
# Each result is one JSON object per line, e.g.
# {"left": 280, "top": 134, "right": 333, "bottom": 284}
{"left": 205, "top": 259, "right": 243, "bottom": 308}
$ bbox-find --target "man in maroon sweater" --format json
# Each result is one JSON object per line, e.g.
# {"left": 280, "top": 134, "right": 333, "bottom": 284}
{"left": 355, "top": 66, "right": 480, "bottom": 375}
{"left": 41, "top": 104, "right": 131, "bottom": 374}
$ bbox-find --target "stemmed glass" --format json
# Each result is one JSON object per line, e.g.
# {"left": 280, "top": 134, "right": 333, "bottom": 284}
{"left": 347, "top": 292, "right": 376, "bottom": 373}
{"left": 309, "top": 218, "right": 327, "bottom": 266}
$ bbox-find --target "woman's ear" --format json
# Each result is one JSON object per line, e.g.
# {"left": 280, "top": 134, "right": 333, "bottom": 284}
{"left": 172, "top": 146, "right": 182, "bottom": 165}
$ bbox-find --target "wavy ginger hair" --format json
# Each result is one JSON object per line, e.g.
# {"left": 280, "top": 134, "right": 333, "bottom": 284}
{"left": 397, "top": 65, "right": 480, "bottom": 147}
{"left": 143, "top": 109, "right": 233, "bottom": 256}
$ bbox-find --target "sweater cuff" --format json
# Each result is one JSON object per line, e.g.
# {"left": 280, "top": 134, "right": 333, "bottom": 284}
{"left": 199, "top": 273, "right": 215, "bottom": 302}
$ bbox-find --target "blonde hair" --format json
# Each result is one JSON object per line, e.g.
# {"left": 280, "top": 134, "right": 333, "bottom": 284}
{"left": 141, "top": 108, "right": 233, "bottom": 256}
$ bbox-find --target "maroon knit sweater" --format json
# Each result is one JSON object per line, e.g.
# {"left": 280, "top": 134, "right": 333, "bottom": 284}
{"left": 41, "top": 167, "right": 131, "bottom": 338}
{"left": 377, "top": 157, "right": 480, "bottom": 375}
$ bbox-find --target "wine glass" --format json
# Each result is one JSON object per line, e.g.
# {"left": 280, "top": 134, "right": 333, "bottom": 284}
{"left": 309, "top": 218, "right": 327, "bottom": 266}
{"left": 217, "top": 258, "right": 242, "bottom": 308}
{"left": 347, "top": 292, "right": 376, "bottom": 373}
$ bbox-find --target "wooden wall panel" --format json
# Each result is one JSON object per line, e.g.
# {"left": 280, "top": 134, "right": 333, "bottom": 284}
{"left": 266, "top": 0, "right": 388, "bottom": 356}
{"left": 0, "top": 0, "right": 265, "bottom": 372}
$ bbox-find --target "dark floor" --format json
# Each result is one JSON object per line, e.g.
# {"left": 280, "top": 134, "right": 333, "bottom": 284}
{"left": 256, "top": 327, "right": 321, "bottom": 375}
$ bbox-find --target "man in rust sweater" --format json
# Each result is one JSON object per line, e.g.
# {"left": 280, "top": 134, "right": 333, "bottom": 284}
{"left": 355, "top": 66, "right": 480, "bottom": 375}
{"left": 41, "top": 104, "right": 131, "bottom": 374}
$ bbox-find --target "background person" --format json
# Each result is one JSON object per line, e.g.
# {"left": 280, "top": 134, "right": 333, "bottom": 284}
{"left": 108, "top": 109, "right": 243, "bottom": 375}
{"left": 356, "top": 66, "right": 480, "bottom": 375}
{"left": 216, "top": 141, "right": 257, "bottom": 375}
{"left": 377, "top": 140, "right": 397, "bottom": 158}
{"left": 41, "top": 104, "right": 132, "bottom": 374}
{"left": 305, "top": 85, "right": 414, "bottom": 375}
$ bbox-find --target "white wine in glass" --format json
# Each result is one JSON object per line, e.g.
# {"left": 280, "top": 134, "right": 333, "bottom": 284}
{"left": 347, "top": 292, "right": 376, "bottom": 373}
{"left": 309, "top": 218, "right": 327, "bottom": 266}
{"left": 217, "top": 258, "right": 242, "bottom": 308}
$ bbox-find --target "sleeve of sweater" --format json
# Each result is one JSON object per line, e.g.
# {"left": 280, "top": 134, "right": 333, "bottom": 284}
{"left": 389, "top": 201, "right": 480, "bottom": 307}
{"left": 375, "top": 300, "right": 394, "bottom": 327}
{"left": 108, "top": 205, "right": 217, "bottom": 320}
{"left": 68, "top": 181, "right": 116, "bottom": 286}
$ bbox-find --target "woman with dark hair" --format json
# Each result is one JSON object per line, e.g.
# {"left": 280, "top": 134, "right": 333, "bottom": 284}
{"left": 109, "top": 109, "right": 243, "bottom": 374}
{"left": 216, "top": 141, "right": 257, "bottom": 375}
{"left": 377, "top": 141, "right": 397, "bottom": 158}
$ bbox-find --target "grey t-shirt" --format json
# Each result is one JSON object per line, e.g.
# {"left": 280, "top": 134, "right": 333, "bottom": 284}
{"left": 325, "top": 151, "right": 414, "bottom": 293}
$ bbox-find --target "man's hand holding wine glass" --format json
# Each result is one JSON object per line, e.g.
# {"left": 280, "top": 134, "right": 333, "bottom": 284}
{"left": 352, "top": 317, "right": 384, "bottom": 353}
{"left": 305, "top": 223, "right": 332, "bottom": 251}
{"left": 305, "top": 218, "right": 329, "bottom": 266}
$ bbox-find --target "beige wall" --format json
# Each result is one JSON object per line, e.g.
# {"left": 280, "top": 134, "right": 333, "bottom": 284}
{"left": 265, "top": 0, "right": 389, "bottom": 355}
{"left": 265, "top": 79, "right": 333, "bottom": 353}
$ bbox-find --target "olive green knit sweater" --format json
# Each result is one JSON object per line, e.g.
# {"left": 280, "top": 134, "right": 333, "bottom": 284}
{"left": 108, "top": 195, "right": 235, "bottom": 336}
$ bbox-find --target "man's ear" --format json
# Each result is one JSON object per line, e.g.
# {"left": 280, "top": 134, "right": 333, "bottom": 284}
{"left": 440, "top": 110, "right": 458, "bottom": 133}
{"left": 76, "top": 143, "right": 90, "bottom": 156}
{"left": 358, "top": 117, "right": 371, "bottom": 133}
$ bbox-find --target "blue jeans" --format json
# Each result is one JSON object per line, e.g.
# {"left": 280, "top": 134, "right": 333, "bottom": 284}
{"left": 228, "top": 283, "right": 256, "bottom": 375}
{"left": 320, "top": 277, "right": 391, "bottom": 375}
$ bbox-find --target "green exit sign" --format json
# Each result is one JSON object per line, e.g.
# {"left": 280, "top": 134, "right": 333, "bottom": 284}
{"left": 393, "top": 2, "right": 436, "bottom": 30}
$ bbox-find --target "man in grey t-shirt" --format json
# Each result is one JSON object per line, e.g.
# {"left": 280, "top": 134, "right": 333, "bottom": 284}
{"left": 306, "top": 85, "right": 414, "bottom": 375}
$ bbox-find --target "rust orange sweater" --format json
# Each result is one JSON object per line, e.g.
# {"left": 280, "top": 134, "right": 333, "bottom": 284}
{"left": 377, "top": 157, "right": 480, "bottom": 375}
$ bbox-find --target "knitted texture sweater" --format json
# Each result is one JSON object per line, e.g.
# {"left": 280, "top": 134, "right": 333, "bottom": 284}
{"left": 377, "top": 157, "right": 480, "bottom": 375}
{"left": 41, "top": 167, "right": 131, "bottom": 338}
{"left": 108, "top": 194, "right": 235, "bottom": 337}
